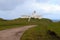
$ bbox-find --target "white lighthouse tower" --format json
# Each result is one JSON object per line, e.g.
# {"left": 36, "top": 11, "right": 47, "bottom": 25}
{"left": 28, "top": 11, "right": 36, "bottom": 22}
{"left": 28, "top": 11, "right": 42, "bottom": 22}
{"left": 31, "top": 11, "right": 36, "bottom": 18}
{"left": 32, "top": 11, "right": 42, "bottom": 19}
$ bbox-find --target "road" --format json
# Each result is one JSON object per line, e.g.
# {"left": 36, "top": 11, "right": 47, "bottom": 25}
{"left": 0, "top": 25, "right": 36, "bottom": 40}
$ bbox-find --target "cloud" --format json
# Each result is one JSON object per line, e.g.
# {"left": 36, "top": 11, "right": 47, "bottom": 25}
{"left": 48, "top": 0, "right": 60, "bottom": 5}
{"left": 36, "top": 0, "right": 49, "bottom": 3}
{"left": 0, "top": 0, "right": 60, "bottom": 20}
{"left": 0, "top": 0, "right": 25, "bottom": 11}
{"left": 37, "top": 0, "right": 60, "bottom": 5}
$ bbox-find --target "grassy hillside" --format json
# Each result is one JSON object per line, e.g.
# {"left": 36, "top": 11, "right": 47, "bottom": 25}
{"left": 20, "top": 18, "right": 60, "bottom": 40}
{"left": 0, "top": 18, "right": 52, "bottom": 30}
{"left": 0, "top": 18, "right": 35, "bottom": 30}
{"left": 0, "top": 18, "right": 60, "bottom": 40}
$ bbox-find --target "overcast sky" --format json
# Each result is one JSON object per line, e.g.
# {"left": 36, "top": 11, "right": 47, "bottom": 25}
{"left": 0, "top": 0, "right": 60, "bottom": 20}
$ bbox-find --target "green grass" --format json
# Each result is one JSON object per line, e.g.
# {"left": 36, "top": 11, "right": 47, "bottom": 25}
{"left": 21, "top": 19, "right": 60, "bottom": 40}
{"left": 0, "top": 18, "right": 35, "bottom": 30}
{"left": 0, "top": 18, "right": 51, "bottom": 30}
{"left": 0, "top": 18, "right": 52, "bottom": 29}
{"left": 0, "top": 18, "right": 60, "bottom": 40}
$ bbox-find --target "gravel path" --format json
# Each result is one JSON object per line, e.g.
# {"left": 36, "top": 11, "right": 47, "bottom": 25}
{"left": 0, "top": 25, "right": 36, "bottom": 40}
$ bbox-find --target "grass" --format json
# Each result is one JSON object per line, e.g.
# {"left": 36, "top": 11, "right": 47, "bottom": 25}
{"left": 0, "top": 18, "right": 60, "bottom": 40}
{"left": 21, "top": 18, "right": 60, "bottom": 40}
{"left": 0, "top": 18, "right": 35, "bottom": 30}
{"left": 0, "top": 18, "right": 50, "bottom": 30}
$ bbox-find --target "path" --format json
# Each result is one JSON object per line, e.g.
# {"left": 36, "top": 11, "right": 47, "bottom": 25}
{"left": 0, "top": 25, "right": 36, "bottom": 40}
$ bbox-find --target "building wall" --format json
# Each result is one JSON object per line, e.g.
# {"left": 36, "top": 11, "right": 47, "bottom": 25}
{"left": 21, "top": 15, "right": 43, "bottom": 19}
{"left": 21, "top": 15, "right": 30, "bottom": 18}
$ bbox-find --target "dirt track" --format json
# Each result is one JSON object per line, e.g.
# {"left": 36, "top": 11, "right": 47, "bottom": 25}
{"left": 0, "top": 25, "right": 36, "bottom": 40}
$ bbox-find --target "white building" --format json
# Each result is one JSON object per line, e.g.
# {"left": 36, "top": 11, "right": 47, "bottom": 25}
{"left": 21, "top": 11, "right": 43, "bottom": 19}
{"left": 21, "top": 15, "right": 30, "bottom": 18}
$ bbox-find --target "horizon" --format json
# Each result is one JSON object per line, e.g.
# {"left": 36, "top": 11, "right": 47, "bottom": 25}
{"left": 0, "top": 0, "right": 60, "bottom": 20}
{"left": 0, "top": 17, "right": 60, "bottom": 22}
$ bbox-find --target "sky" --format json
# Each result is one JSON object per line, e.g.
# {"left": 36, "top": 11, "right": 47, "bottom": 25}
{"left": 0, "top": 0, "right": 60, "bottom": 20}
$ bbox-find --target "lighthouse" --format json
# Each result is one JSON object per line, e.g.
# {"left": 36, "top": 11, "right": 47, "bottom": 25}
{"left": 31, "top": 11, "right": 36, "bottom": 18}
{"left": 31, "top": 11, "right": 42, "bottom": 19}
{"left": 28, "top": 11, "right": 43, "bottom": 22}
{"left": 21, "top": 10, "right": 43, "bottom": 22}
